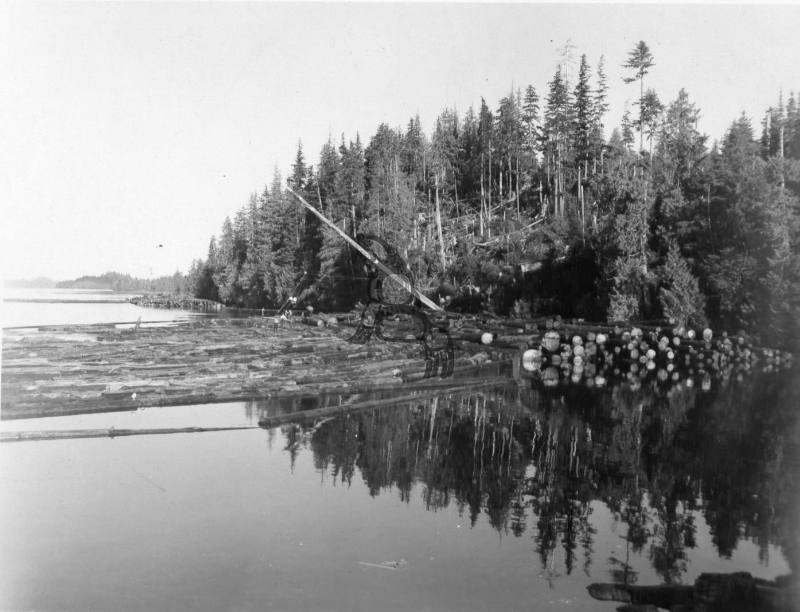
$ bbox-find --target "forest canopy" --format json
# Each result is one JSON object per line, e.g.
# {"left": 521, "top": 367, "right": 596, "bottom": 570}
{"left": 185, "top": 41, "right": 800, "bottom": 351}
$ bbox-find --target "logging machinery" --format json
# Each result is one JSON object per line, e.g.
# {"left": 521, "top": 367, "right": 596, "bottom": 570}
{"left": 286, "top": 187, "right": 442, "bottom": 312}
{"left": 287, "top": 187, "right": 453, "bottom": 379}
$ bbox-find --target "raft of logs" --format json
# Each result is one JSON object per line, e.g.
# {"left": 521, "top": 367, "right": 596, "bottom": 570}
{"left": 1, "top": 311, "right": 792, "bottom": 422}
{"left": 128, "top": 294, "right": 223, "bottom": 312}
{"left": 0, "top": 316, "right": 511, "bottom": 420}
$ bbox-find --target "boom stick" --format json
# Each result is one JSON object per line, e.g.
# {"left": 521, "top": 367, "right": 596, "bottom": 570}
{"left": 286, "top": 187, "right": 443, "bottom": 312}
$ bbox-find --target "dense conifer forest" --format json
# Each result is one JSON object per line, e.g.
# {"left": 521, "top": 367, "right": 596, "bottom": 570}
{"left": 185, "top": 42, "right": 800, "bottom": 350}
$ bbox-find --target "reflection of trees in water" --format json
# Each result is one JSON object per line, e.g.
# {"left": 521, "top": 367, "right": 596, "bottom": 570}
{"left": 295, "top": 368, "right": 799, "bottom": 581}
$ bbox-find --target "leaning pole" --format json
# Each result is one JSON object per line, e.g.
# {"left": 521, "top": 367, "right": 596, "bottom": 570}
{"left": 286, "top": 186, "right": 443, "bottom": 312}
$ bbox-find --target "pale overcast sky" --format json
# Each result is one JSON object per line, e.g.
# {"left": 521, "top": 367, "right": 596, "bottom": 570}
{"left": 2, "top": 2, "right": 798, "bottom": 281}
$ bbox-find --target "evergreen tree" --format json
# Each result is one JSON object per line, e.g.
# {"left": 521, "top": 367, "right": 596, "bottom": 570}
{"left": 701, "top": 116, "right": 767, "bottom": 332}
{"left": 621, "top": 108, "right": 636, "bottom": 151}
{"left": 652, "top": 89, "right": 708, "bottom": 254}
{"left": 289, "top": 140, "right": 307, "bottom": 191}
{"left": 544, "top": 67, "right": 572, "bottom": 217}
{"left": 658, "top": 241, "right": 707, "bottom": 328}
{"left": 432, "top": 108, "right": 461, "bottom": 201}
{"left": 623, "top": 41, "right": 655, "bottom": 153}
{"left": 590, "top": 55, "right": 610, "bottom": 166}
{"left": 214, "top": 216, "right": 237, "bottom": 304}
{"left": 522, "top": 85, "right": 541, "bottom": 158}
{"left": 601, "top": 166, "right": 652, "bottom": 321}
{"left": 401, "top": 114, "right": 424, "bottom": 180}
{"left": 457, "top": 106, "right": 483, "bottom": 209}
{"left": 194, "top": 239, "right": 220, "bottom": 301}
{"left": 573, "top": 54, "right": 593, "bottom": 166}
{"left": 786, "top": 91, "right": 800, "bottom": 159}
{"left": 245, "top": 184, "right": 276, "bottom": 306}
{"left": 495, "top": 92, "right": 524, "bottom": 204}
{"left": 640, "top": 88, "right": 664, "bottom": 160}
{"left": 266, "top": 168, "right": 301, "bottom": 304}
{"left": 337, "top": 134, "right": 367, "bottom": 234}
{"left": 478, "top": 98, "right": 495, "bottom": 232}
{"left": 316, "top": 138, "right": 353, "bottom": 309}
{"left": 655, "top": 90, "right": 706, "bottom": 190}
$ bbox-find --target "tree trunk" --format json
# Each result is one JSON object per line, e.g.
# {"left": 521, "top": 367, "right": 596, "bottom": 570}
{"left": 538, "top": 179, "right": 543, "bottom": 215}
{"left": 639, "top": 76, "right": 644, "bottom": 154}
{"left": 394, "top": 155, "right": 399, "bottom": 197}
{"left": 488, "top": 148, "right": 492, "bottom": 214}
{"left": 579, "top": 165, "right": 585, "bottom": 244}
{"left": 435, "top": 173, "right": 447, "bottom": 273}
{"left": 454, "top": 169, "right": 459, "bottom": 218}
{"left": 515, "top": 157, "right": 520, "bottom": 219}
{"left": 480, "top": 154, "right": 485, "bottom": 237}
{"left": 780, "top": 124, "right": 786, "bottom": 190}
{"left": 508, "top": 156, "right": 512, "bottom": 199}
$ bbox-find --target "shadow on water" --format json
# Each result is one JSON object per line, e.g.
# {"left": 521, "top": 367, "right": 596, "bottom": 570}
{"left": 257, "top": 365, "right": 800, "bottom": 587}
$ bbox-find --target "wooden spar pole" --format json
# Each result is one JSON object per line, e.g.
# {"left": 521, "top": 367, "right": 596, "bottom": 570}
{"left": 286, "top": 187, "right": 443, "bottom": 311}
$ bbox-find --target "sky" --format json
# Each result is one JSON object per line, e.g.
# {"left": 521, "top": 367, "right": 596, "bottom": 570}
{"left": 2, "top": 2, "right": 799, "bottom": 282}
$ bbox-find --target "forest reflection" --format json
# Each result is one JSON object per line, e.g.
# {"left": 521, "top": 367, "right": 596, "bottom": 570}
{"left": 255, "top": 367, "right": 799, "bottom": 584}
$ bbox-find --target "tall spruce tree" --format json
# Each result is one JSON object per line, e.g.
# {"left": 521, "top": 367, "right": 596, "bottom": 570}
{"left": 544, "top": 67, "right": 572, "bottom": 217}
{"left": 623, "top": 41, "right": 655, "bottom": 154}
{"left": 573, "top": 54, "right": 593, "bottom": 167}
{"left": 316, "top": 138, "right": 353, "bottom": 309}
{"left": 590, "top": 55, "right": 610, "bottom": 168}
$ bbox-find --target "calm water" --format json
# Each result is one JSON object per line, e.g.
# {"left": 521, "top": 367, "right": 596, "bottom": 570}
{"left": 1, "top": 287, "right": 199, "bottom": 328}
{"left": 1, "top": 294, "right": 798, "bottom": 611}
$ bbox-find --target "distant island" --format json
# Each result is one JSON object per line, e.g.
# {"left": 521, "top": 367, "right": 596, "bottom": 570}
{"left": 56, "top": 271, "right": 185, "bottom": 293}
{"left": 5, "top": 271, "right": 185, "bottom": 294}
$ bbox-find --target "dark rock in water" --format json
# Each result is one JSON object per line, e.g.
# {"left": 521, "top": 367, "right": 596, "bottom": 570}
{"left": 588, "top": 572, "right": 799, "bottom": 612}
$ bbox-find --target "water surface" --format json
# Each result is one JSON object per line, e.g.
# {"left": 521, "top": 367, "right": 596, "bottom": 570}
{"left": 1, "top": 291, "right": 797, "bottom": 611}
{"left": 1, "top": 288, "right": 198, "bottom": 328}
{"left": 1, "top": 368, "right": 797, "bottom": 611}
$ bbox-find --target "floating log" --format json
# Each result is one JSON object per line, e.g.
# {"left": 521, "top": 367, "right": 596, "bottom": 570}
{"left": 1, "top": 426, "right": 257, "bottom": 443}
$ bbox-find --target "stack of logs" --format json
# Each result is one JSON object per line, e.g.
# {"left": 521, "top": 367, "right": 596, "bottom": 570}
{"left": 447, "top": 316, "right": 794, "bottom": 389}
